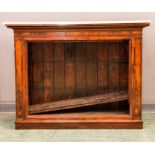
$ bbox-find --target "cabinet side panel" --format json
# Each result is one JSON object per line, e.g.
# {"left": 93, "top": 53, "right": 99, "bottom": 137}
{"left": 119, "top": 41, "right": 129, "bottom": 111}
{"left": 15, "top": 38, "right": 28, "bottom": 118}
{"left": 129, "top": 38, "right": 142, "bottom": 119}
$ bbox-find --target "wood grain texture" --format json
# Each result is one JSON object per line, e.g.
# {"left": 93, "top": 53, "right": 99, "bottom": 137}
{"left": 9, "top": 22, "right": 149, "bottom": 129}
{"left": 64, "top": 43, "right": 76, "bottom": 99}
{"left": 15, "top": 39, "right": 28, "bottom": 118}
{"left": 119, "top": 41, "right": 129, "bottom": 111}
{"left": 13, "top": 29, "right": 143, "bottom": 42}
{"left": 129, "top": 38, "right": 142, "bottom": 119}
{"left": 15, "top": 121, "right": 143, "bottom": 129}
{"left": 54, "top": 43, "right": 65, "bottom": 101}
{"left": 43, "top": 43, "right": 54, "bottom": 103}
{"left": 98, "top": 42, "right": 108, "bottom": 93}
{"left": 86, "top": 42, "right": 98, "bottom": 96}
{"left": 30, "top": 91, "right": 128, "bottom": 114}
{"left": 75, "top": 42, "right": 87, "bottom": 98}
{"left": 29, "top": 43, "right": 44, "bottom": 105}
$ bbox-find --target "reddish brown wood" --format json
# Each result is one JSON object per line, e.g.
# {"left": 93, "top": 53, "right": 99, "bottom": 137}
{"left": 75, "top": 42, "right": 87, "bottom": 98}
{"left": 108, "top": 42, "right": 120, "bottom": 111}
{"left": 97, "top": 42, "right": 108, "bottom": 111}
{"left": 98, "top": 42, "right": 108, "bottom": 93}
{"left": 6, "top": 22, "right": 150, "bottom": 129}
{"left": 15, "top": 39, "right": 28, "bottom": 118}
{"left": 27, "top": 112, "right": 131, "bottom": 119}
{"left": 43, "top": 43, "right": 54, "bottom": 102}
{"left": 16, "top": 120, "right": 143, "bottom": 129}
{"left": 119, "top": 41, "right": 129, "bottom": 111}
{"left": 29, "top": 43, "right": 44, "bottom": 105}
{"left": 64, "top": 43, "right": 76, "bottom": 99}
{"left": 53, "top": 43, "right": 65, "bottom": 101}
{"left": 86, "top": 42, "right": 98, "bottom": 96}
{"left": 129, "top": 38, "right": 142, "bottom": 119}
{"left": 30, "top": 91, "right": 128, "bottom": 114}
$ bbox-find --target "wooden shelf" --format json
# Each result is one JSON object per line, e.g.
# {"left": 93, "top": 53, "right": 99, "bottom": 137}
{"left": 30, "top": 91, "right": 128, "bottom": 114}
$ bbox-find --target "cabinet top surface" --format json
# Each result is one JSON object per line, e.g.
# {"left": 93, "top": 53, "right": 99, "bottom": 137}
{"left": 4, "top": 20, "right": 150, "bottom": 29}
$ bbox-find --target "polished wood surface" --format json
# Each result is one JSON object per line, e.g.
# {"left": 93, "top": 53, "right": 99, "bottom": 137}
{"left": 6, "top": 21, "right": 150, "bottom": 129}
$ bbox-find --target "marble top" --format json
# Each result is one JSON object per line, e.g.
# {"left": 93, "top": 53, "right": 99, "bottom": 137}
{"left": 2, "top": 20, "right": 151, "bottom": 25}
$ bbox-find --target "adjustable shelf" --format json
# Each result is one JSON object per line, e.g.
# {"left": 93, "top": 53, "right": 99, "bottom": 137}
{"left": 5, "top": 21, "right": 150, "bottom": 129}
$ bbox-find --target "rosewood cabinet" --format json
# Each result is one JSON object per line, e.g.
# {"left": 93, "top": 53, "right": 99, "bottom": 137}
{"left": 5, "top": 21, "right": 150, "bottom": 129}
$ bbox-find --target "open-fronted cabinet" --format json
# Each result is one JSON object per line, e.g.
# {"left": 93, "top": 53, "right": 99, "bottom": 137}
{"left": 5, "top": 21, "right": 150, "bottom": 129}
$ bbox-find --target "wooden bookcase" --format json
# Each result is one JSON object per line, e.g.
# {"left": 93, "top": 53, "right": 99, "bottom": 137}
{"left": 5, "top": 21, "right": 150, "bottom": 129}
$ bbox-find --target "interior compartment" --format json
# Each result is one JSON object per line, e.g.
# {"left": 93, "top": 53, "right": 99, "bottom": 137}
{"left": 28, "top": 41, "right": 129, "bottom": 114}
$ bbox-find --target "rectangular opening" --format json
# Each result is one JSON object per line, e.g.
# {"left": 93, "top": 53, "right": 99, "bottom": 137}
{"left": 28, "top": 41, "right": 129, "bottom": 115}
